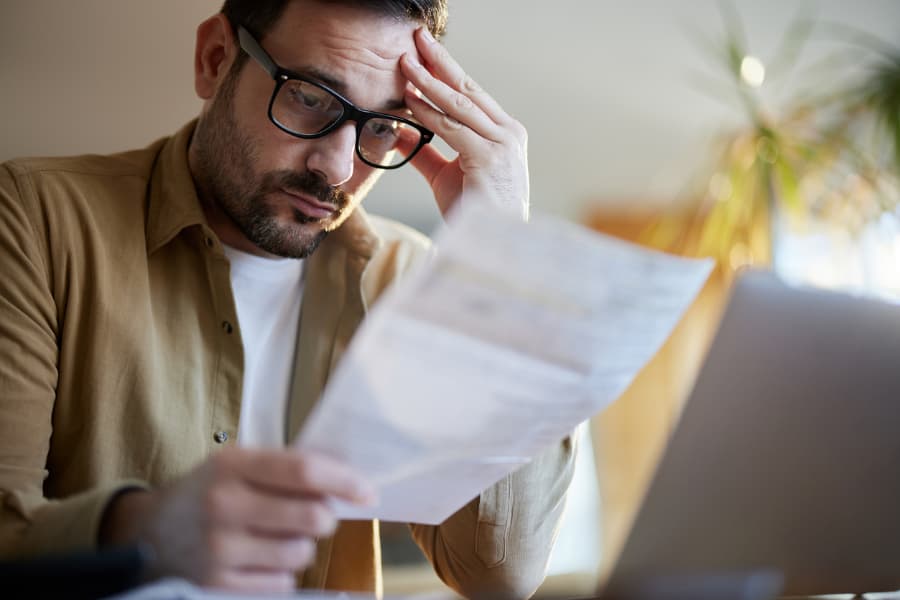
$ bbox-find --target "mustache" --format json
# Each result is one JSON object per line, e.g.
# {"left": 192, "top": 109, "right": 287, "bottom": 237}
{"left": 262, "top": 170, "right": 349, "bottom": 208}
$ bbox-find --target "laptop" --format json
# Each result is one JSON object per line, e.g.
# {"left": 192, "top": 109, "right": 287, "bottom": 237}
{"left": 595, "top": 269, "right": 900, "bottom": 599}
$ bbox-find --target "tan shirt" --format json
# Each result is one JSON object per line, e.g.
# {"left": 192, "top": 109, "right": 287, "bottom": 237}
{"left": 0, "top": 121, "right": 575, "bottom": 598}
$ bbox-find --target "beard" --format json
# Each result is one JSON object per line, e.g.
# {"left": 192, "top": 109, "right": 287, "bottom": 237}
{"left": 192, "top": 65, "right": 352, "bottom": 259}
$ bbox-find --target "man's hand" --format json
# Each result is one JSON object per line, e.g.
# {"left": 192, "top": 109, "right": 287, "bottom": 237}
{"left": 401, "top": 27, "right": 530, "bottom": 221}
{"left": 100, "top": 448, "right": 375, "bottom": 593}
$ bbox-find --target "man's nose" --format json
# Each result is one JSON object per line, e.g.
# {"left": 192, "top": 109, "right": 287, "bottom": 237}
{"left": 305, "top": 123, "right": 357, "bottom": 186}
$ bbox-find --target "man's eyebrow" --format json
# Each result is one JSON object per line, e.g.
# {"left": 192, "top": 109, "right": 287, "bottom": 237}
{"left": 299, "top": 67, "right": 408, "bottom": 113}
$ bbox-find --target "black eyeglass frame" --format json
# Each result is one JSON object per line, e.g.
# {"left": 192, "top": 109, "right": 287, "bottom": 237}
{"left": 236, "top": 25, "right": 434, "bottom": 170}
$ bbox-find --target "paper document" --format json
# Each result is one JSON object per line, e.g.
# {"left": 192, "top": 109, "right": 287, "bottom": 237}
{"left": 107, "top": 577, "right": 447, "bottom": 600}
{"left": 293, "top": 203, "right": 713, "bottom": 524}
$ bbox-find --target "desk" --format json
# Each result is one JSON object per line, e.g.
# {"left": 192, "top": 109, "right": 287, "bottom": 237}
{"left": 542, "top": 569, "right": 900, "bottom": 600}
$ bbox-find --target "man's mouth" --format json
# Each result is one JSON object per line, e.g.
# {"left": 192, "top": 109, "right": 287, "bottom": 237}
{"left": 280, "top": 188, "right": 336, "bottom": 220}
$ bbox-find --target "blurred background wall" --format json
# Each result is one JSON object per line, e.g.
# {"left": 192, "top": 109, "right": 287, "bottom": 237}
{"left": 3, "top": 1, "right": 898, "bottom": 233}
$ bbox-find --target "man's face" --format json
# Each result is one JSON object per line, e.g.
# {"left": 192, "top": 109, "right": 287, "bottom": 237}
{"left": 193, "top": 1, "right": 420, "bottom": 258}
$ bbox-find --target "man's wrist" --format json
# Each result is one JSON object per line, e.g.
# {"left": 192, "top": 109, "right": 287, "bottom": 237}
{"left": 98, "top": 488, "right": 156, "bottom": 547}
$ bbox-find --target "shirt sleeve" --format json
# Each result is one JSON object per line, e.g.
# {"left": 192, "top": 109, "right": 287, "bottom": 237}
{"left": 409, "top": 434, "right": 577, "bottom": 599}
{"left": 0, "top": 163, "right": 146, "bottom": 558}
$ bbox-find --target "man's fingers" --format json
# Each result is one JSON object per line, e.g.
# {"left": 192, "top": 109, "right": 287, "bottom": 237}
{"left": 209, "top": 530, "right": 316, "bottom": 572}
{"left": 206, "top": 482, "right": 337, "bottom": 538}
{"left": 404, "top": 89, "right": 493, "bottom": 163}
{"left": 413, "top": 27, "right": 509, "bottom": 125}
{"left": 401, "top": 54, "right": 502, "bottom": 143}
{"left": 214, "top": 448, "right": 376, "bottom": 505}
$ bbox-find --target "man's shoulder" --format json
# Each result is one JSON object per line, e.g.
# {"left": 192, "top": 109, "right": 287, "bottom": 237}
{"left": 0, "top": 136, "right": 175, "bottom": 257}
{"left": 2, "top": 138, "right": 167, "bottom": 187}
{"left": 356, "top": 214, "right": 434, "bottom": 304}
{"left": 366, "top": 214, "right": 432, "bottom": 253}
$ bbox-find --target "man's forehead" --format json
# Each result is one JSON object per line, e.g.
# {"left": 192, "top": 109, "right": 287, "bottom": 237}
{"left": 263, "top": 1, "right": 421, "bottom": 71}
{"left": 262, "top": 1, "right": 421, "bottom": 107}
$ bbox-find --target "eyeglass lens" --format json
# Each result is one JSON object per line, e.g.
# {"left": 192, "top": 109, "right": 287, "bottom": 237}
{"left": 272, "top": 79, "right": 422, "bottom": 168}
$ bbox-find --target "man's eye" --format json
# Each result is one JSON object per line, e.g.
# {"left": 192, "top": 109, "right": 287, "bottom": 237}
{"left": 285, "top": 82, "right": 332, "bottom": 112}
{"left": 367, "top": 120, "right": 399, "bottom": 139}
{"left": 293, "top": 89, "right": 324, "bottom": 110}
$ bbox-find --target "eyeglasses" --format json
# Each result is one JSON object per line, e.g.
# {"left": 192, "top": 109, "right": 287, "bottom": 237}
{"left": 237, "top": 25, "right": 434, "bottom": 170}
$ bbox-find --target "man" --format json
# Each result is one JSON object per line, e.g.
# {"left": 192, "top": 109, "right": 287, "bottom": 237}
{"left": 0, "top": 0, "right": 575, "bottom": 596}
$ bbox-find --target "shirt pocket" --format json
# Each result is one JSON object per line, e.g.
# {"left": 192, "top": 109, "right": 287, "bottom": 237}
{"left": 474, "top": 474, "right": 511, "bottom": 567}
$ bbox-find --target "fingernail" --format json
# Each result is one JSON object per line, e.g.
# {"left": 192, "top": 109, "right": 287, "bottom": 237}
{"left": 421, "top": 27, "right": 436, "bottom": 44}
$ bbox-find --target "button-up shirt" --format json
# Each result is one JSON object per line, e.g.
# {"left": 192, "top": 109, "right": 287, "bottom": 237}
{"left": 0, "top": 121, "right": 575, "bottom": 597}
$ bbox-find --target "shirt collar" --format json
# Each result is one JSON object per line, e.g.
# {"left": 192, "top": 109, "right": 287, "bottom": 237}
{"left": 146, "top": 119, "right": 208, "bottom": 255}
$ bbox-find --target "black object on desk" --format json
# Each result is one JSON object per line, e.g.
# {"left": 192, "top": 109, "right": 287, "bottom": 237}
{"left": 0, "top": 544, "right": 148, "bottom": 599}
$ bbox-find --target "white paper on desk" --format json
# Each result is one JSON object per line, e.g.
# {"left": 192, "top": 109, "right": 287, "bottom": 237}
{"left": 293, "top": 203, "right": 713, "bottom": 524}
{"left": 105, "top": 577, "right": 407, "bottom": 599}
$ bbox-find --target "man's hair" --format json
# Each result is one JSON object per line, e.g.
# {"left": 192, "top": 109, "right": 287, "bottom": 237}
{"left": 221, "top": 0, "right": 448, "bottom": 42}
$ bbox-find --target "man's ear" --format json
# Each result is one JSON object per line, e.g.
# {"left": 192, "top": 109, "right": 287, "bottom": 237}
{"left": 194, "top": 14, "right": 239, "bottom": 100}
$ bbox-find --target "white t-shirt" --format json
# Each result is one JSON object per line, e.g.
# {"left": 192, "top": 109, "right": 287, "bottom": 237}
{"left": 223, "top": 244, "right": 304, "bottom": 448}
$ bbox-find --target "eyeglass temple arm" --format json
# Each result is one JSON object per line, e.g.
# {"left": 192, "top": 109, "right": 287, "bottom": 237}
{"left": 237, "top": 26, "right": 279, "bottom": 79}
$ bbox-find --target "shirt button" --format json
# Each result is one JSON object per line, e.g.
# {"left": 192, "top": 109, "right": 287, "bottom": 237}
{"left": 221, "top": 321, "right": 233, "bottom": 334}
{"left": 213, "top": 431, "right": 229, "bottom": 444}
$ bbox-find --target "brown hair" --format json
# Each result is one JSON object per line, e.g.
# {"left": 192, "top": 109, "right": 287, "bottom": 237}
{"left": 221, "top": 0, "right": 448, "bottom": 41}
